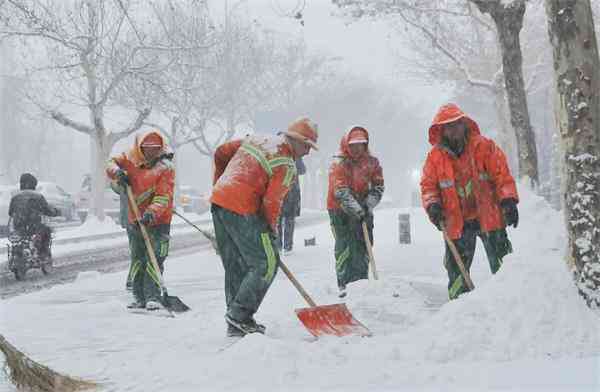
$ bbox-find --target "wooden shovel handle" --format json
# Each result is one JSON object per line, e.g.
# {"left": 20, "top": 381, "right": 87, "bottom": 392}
{"left": 441, "top": 224, "right": 475, "bottom": 290}
{"left": 278, "top": 259, "right": 318, "bottom": 307}
{"left": 362, "top": 222, "right": 379, "bottom": 280}
{"left": 126, "top": 185, "right": 166, "bottom": 291}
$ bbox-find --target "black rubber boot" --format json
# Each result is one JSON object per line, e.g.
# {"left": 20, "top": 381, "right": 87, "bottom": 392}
{"left": 225, "top": 314, "right": 265, "bottom": 335}
{"left": 227, "top": 323, "right": 246, "bottom": 337}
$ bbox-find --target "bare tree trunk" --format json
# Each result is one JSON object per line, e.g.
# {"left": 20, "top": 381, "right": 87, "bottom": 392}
{"left": 0, "top": 80, "right": 8, "bottom": 183}
{"left": 471, "top": 0, "right": 540, "bottom": 185}
{"left": 550, "top": 130, "right": 562, "bottom": 210}
{"left": 492, "top": 87, "right": 518, "bottom": 174}
{"left": 550, "top": 84, "right": 563, "bottom": 211}
{"left": 90, "top": 134, "right": 108, "bottom": 221}
{"left": 545, "top": 0, "right": 600, "bottom": 307}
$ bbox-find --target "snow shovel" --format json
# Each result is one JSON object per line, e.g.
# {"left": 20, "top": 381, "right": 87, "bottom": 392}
{"left": 362, "top": 222, "right": 379, "bottom": 280}
{"left": 278, "top": 260, "right": 371, "bottom": 338}
{"left": 441, "top": 224, "right": 475, "bottom": 291}
{"left": 126, "top": 186, "right": 190, "bottom": 313}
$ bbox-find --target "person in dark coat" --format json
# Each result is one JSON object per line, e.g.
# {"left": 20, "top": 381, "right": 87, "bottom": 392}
{"left": 327, "top": 127, "right": 384, "bottom": 298}
{"left": 276, "top": 157, "right": 305, "bottom": 254}
{"left": 8, "top": 173, "right": 60, "bottom": 258}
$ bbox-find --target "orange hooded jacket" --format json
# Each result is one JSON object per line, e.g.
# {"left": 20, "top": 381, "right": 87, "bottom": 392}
{"left": 327, "top": 127, "right": 384, "bottom": 213}
{"left": 106, "top": 131, "right": 175, "bottom": 226}
{"left": 420, "top": 104, "right": 518, "bottom": 239}
{"left": 210, "top": 134, "right": 297, "bottom": 232}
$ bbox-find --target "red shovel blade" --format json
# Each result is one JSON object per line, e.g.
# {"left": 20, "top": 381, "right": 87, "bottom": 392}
{"left": 295, "top": 303, "right": 372, "bottom": 337}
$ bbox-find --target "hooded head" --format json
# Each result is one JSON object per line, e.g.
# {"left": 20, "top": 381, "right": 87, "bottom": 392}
{"left": 20, "top": 173, "right": 38, "bottom": 190}
{"left": 428, "top": 104, "right": 480, "bottom": 145}
{"left": 340, "top": 126, "right": 370, "bottom": 159}
{"left": 130, "top": 131, "right": 168, "bottom": 166}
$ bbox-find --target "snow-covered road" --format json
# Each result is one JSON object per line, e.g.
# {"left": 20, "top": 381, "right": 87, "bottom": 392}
{"left": 1, "top": 190, "right": 599, "bottom": 391}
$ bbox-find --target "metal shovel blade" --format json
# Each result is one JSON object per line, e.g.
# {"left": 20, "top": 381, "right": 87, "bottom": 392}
{"left": 295, "top": 303, "right": 372, "bottom": 337}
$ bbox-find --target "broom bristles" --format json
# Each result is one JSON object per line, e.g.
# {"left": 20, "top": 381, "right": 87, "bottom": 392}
{"left": 1, "top": 334, "right": 98, "bottom": 392}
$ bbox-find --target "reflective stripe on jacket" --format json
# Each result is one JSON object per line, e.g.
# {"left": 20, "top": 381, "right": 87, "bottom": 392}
{"left": 210, "top": 134, "right": 297, "bottom": 232}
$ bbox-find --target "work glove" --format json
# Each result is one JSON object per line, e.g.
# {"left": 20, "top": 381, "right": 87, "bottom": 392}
{"left": 426, "top": 203, "right": 443, "bottom": 231}
{"left": 355, "top": 208, "right": 374, "bottom": 243}
{"left": 348, "top": 206, "right": 366, "bottom": 223}
{"left": 360, "top": 203, "right": 374, "bottom": 227}
{"left": 138, "top": 211, "right": 155, "bottom": 226}
{"left": 364, "top": 196, "right": 376, "bottom": 213}
{"left": 115, "top": 169, "right": 129, "bottom": 187}
{"left": 500, "top": 198, "right": 519, "bottom": 228}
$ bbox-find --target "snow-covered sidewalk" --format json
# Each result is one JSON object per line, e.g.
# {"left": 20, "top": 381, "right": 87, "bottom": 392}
{"left": 1, "top": 192, "right": 599, "bottom": 391}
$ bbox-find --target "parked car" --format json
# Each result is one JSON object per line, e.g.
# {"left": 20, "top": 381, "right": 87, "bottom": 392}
{"left": 178, "top": 185, "right": 209, "bottom": 214}
{"left": 36, "top": 182, "right": 77, "bottom": 221}
{"left": 75, "top": 175, "right": 121, "bottom": 223}
{"left": 0, "top": 186, "right": 17, "bottom": 236}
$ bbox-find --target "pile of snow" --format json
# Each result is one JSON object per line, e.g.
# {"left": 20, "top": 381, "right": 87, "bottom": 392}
{"left": 383, "top": 185, "right": 600, "bottom": 363}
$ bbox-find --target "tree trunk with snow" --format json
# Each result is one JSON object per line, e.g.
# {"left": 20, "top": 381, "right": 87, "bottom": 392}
{"left": 492, "top": 86, "right": 518, "bottom": 174}
{"left": 470, "top": 0, "right": 540, "bottom": 185}
{"left": 90, "top": 135, "right": 109, "bottom": 220}
{"left": 550, "top": 130, "right": 563, "bottom": 210}
{"left": 545, "top": 0, "right": 600, "bottom": 307}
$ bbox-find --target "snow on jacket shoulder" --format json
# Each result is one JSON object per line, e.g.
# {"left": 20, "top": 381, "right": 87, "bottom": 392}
{"left": 210, "top": 134, "right": 297, "bottom": 232}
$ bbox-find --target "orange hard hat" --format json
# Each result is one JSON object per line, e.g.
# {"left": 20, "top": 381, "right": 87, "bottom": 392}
{"left": 284, "top": 117, "right": 319, "bottom": 150}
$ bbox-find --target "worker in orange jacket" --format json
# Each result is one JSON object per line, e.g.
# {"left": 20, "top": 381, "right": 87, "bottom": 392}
{"left": 211, "top": 117, "right": 318, "bottom": 336}
{"left": 420, "top": 104, "right": 519, "bottom": 300}
{"left": 327, "top": 126, "right": 384, "bottom": 297}
{"left": 107, "top": 131, "right": 175, "bottom": 311}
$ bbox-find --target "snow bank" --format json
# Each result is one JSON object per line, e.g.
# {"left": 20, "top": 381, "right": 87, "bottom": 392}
{"left": 383, "top": 185, "right": 600, "bottom": 363}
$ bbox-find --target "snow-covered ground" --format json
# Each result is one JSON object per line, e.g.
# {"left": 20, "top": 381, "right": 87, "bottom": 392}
{"left": 1, "top": 190, "right": 599, "bottom": 391}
